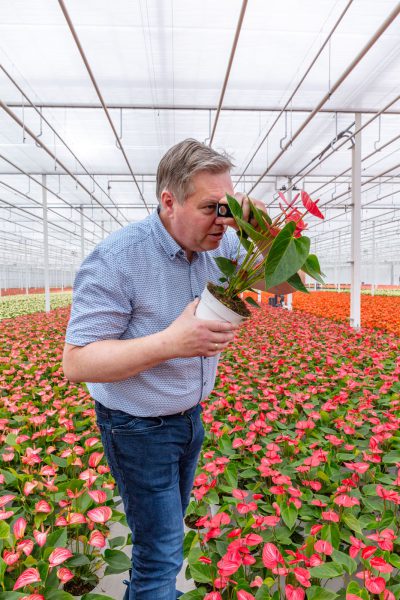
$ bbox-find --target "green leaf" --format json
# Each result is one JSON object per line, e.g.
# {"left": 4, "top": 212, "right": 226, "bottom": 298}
{"left": 0, "top": 521, "right": 10, "bottom": 539}
{"left": 214, "top": 257, "right": 238, "bottom": 279}
{"left": 331, "top": 549, "right": 357, "bottom": 574}
{"left": 103, "top": 549, "right": 131, "bottom": 573}
{"left": 50, "top": 454, "right": 68, "bottom": 467}
{"left": 45, "top": 592, "right": 75, "bottom": 600}
{"left": 264, "top": 222, "right": 310, "bottom": 289}
{"left": 307, "top": 587, "right": 338, "bottom": 600}
{"left": 341, "top": 512, "right": 363, "bottom": 535}
{"left": 46, "top": 527, "right": 68, "bottom": 549}
{"left": 255, "top": 585, "right": 271, "bottom": 599}
{"left": 245, "top": 295, "right": 261, "bottom": 308}
{"left": 0, "top": 594, "right": 25, "bottom": 600}
{"left": 287, "top": 272, "right": 308, "bottom": 293}
{"left": 280, "top": 502, "right": 298, "bottom": 530}
{"left": 389, "top": 553, "right": 400, "bottom": 568}
{"left": 224, "top": 462, "right": 238, "bottom": 488}
{"left": 66, "top": 553, "right": 90, "bottom": 567}
{"left": 309, "top": 563, "right": 344, "bottom": 579}
{"left": 382, "top": 451, "right": 400, "bottom": 464}
{"left": 179, "top": 590, "right": 206, "bottom": 600}
{"left": 302, "top": 254, "right": 325, "bottom": 283}
{"left": 321, "top": 523, "right": 340, "bottom": 549}
{"left": 81, "top": 595, "right": 116, "bottom": 600}
{"left": 108, "top": 535, "right": 126, "bottom": 549}
{"left": 183, "top": 530, "right": 197, "bottom": 560}
{"left": 188, "top": 547, "right": 212, "bottom": 583}
{"left": 226, "top": 194, "right": 243, "bottom": 220}
{"left": 346, "top": 582, "right": 369, "bottom": 600}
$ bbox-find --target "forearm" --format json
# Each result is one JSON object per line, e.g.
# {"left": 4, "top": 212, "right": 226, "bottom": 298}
{"left": 63, "top": 330, "right": 174, "bottom": 384}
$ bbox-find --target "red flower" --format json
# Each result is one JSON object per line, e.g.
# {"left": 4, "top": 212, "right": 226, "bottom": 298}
{"left": 300, "top": 190, "right": 324, "bottom": 219}
{"left": 365, "top": 575, "right": 386, "bottom": 594}
{"left": 294, "top": 567, "right": 311, "bottom": 588}
{"left": 262, "top": 543, "right": 284, "bottom": 569}
{"left": 237, "top": 591, "right": 256, "bottom": 600}
{"left": 286, "top": 585, "right": 305, "bottom": 600}
{"left": 204, "top": 593, "right": 222, "bottom": 600}
{"left": 88, "top": 529, "right": 106, "bottom": 548}
{"left": 314, "top": 540, "right": 333, "bottom": 555}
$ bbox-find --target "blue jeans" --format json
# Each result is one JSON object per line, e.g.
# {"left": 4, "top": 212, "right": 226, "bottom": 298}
{"left": 95, "top": 401, "right": 204, "bottom": 600}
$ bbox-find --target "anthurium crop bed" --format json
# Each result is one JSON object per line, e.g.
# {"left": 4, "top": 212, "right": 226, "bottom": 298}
{"left": 0, "top": 308, "right": 128, "bottom": 600}
{"left": 0, "top": 293, "right": 72, "bottom": 321}
{"left": 292, "top": 292, "right": 400, "bottom": 337}
{"left": 0, "top": 306, "right": 399, "bottom": 600}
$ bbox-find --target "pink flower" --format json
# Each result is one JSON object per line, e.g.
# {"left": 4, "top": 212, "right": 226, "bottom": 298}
{"left": 35, "top": 500, "right": 52, "bottom": 513}
{"left": 365, "top": 575, "right": 386, "bottom": 594}
{"left": 33, "top": 529, "right": 47, "bottom": 547}
{"left": 237, "top": 591, "right": 256, "bottom": 600}
{"left": 20, "top": 595, "right": 45, "bottom": 600}
{"left": 13, "top": 568, "right": 41, "bottom": 590}
{"left": 314, "top": 540, "right": 333, "bottom": 555}
{"left": 17, "top": 539, "right": 34, "bottom": 556}
{"left": 13, "top": 517, "right": 27, "bottom": 539}
{"left": 301, "top": 190, "right": 324, "bottom": 219}
{"left": 294, "top": 567, "right": 311, "bottom": 588}
{"left": 87, "top": 506, "right": 112, "bottom": 524}
{"left": 204, "top": 593, "right": 222, "bottom": 600}
{"left": 3, "top": 549, "right": 20, "bottom": 566}
{"left": 286, "top": 585, "right": 305, "bottom": 600}
{"left": 87, "top": 489, "right": 107, "bottom": 503}
{"left": 0, "top": 494, "right": 16, "bottom": 507}
{"left": 369, "top": 556, "right": 393, "bottom": 573}
{"left": 88, "top": 452, "right": 104, "bottom": 468}
{"left": 262, "top": 543, "right": 284, "bottom": 569}
{"left": 48, "top": 547, "right": 73, "bottom": 567}
{"left": 89, "top": 529, "right": 106, "bottom": 548}
{"left": 57, "top": 567, "right": 74, "bottom": 583}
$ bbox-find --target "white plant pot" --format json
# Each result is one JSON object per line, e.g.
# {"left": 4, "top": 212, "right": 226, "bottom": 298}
{"left": 195, "top": 286, "right": 246, "bottom": 325}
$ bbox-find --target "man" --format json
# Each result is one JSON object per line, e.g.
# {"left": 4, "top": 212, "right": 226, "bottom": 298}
{"left": 63, "top": 139, "right": 287, "bottom": 600}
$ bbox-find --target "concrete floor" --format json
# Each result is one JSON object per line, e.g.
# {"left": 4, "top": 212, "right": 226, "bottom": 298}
{"left": 91, "top": 520, "right": 196, "bottom": 599}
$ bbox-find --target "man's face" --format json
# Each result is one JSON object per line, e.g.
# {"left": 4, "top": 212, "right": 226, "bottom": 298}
{"left": 161, "top": 170, "right": 234, "bottom": 257}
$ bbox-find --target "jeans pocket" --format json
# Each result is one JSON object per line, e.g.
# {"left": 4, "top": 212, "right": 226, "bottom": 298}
{"left": 111, "top": 415, "right": 164, "bottom": 435}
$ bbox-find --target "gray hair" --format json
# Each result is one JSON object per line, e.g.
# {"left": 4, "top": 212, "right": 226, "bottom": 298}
{"left": 156, "top": 138, "right": 234, "bottom": 204}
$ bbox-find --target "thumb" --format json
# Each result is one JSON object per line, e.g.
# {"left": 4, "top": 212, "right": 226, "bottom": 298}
{"left": 183, "top": 298, "right": 200, "bottom": 315}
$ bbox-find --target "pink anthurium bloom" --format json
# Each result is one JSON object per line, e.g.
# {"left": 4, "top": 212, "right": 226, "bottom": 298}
{"left": 87, "top": 506, "right": 112, "bottom": 523}
{"left": 3, "top": 549, "right": 20, "bottom": 566}
{"left": 314, "top": 540, "right": 333, "bottom": 555}
{"left": 204, "top": 593, "right": 223, "bottom": 600}
{"left": 57, "top": 567, "right": 74, "bottom": 583}
{"left": 13, "top": 517, "right": 27, "bottom": 539}
{"left": 262, "top": 543, "right": 284, "bottom": 569}
{"left": 87, "top": 489, "right": 107, "bottom": 503}
{"left": 48, "top": 547, "right": 73, "bottom": 567}
{"left": 88, "top": 529, "right": 106, "bottom": 548}
{"left": 13, "top": 567, "right": 41, "bottom": 590}
{"left": 365, "top": 575, "right": 386, "bottom": 594}
{"left": 33, "top": 529, "right": 47, "bottom": 547}
{"left": 286, "top": 585, "right": 305, "bottom": 600}
{"left": 237, "top": 591, "right": 256, "bottom": 600}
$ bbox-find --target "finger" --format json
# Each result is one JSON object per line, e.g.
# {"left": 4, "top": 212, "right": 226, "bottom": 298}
{"left": 206, "top": 320, "right": 239, "bottom": 333}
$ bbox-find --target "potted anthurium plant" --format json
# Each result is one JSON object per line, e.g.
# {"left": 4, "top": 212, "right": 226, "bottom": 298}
{"left": 196, "top": 190, "right": 325, "bottom": 324}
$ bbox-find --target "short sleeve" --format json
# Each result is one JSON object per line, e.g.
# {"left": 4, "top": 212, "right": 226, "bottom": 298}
{"left": 65, "top": 247, "right": 133, "bottom": 346}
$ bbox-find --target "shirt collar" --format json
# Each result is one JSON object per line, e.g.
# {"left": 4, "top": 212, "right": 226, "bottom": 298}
{"left": 150, "top": 208, "right": 195, "bottom": 261}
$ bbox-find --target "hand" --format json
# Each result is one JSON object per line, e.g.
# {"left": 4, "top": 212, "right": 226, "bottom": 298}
{"left": 215, "top": 192, "right": 266, "bottom": 232}
{"left": 164, "top": 299, "right": 238, "bottom": 358}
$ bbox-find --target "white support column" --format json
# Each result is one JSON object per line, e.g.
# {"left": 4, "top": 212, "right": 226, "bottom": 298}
{"left": 286, "top": 293, "right": 293, "bottom": 310}
{"left": 80, "top": 206, "right": 85, "bottom": 262}
{"left": 42, "top": 174, "right": 50, "bottom": 312}
{"left": 350, "top": 113, "right": 362, "bottom": 329}
{"left": 371, "top": 221, "right": 375, "bottom": 296}
{"left": 338, "top": 231, "right": 341, "bottom": 292}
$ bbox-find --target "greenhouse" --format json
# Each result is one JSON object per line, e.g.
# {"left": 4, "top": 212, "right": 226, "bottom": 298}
{"left": 0, "top": 1, "right": 400, "bottom": 599}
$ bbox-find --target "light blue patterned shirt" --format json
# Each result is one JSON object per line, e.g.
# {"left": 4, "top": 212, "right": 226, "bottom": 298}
{"left": 65, "top": 209, "right": 246, "bottom": 416}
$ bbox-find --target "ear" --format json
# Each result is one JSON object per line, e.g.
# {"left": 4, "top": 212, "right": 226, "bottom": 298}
{"left": 160, "top": 189, "right": 176, "bottom": 215}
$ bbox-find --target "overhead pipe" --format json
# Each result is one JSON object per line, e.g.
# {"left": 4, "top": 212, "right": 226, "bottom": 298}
{"left": 0, "top": 178, "right": 102, "bottom": 242}
{"left": 5, "top": 101, "right": 400, "bottom": 116}
{"left": 58, "top": 0, "right": 150, "bottom": 214}
{"left": 248, "top": 3, "right": 400, "bottom": 196}
{"left": 208, "top": 0, "right": 248, "bottom": 146}
{"left": 0, "top": 153, "right": 109, "bottom": 237}
{"left": 236, "top": 0, "right": 354, "bottom": 188}
{"left": 0, "top": 65, "right": 125, "bottom": 221}
{"left": 0, "top": 100, "right": 125, "bottom": 226}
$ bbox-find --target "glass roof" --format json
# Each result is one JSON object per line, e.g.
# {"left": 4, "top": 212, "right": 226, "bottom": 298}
{"left": 1, "top": 0, "right": 400, "bottom": 273}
